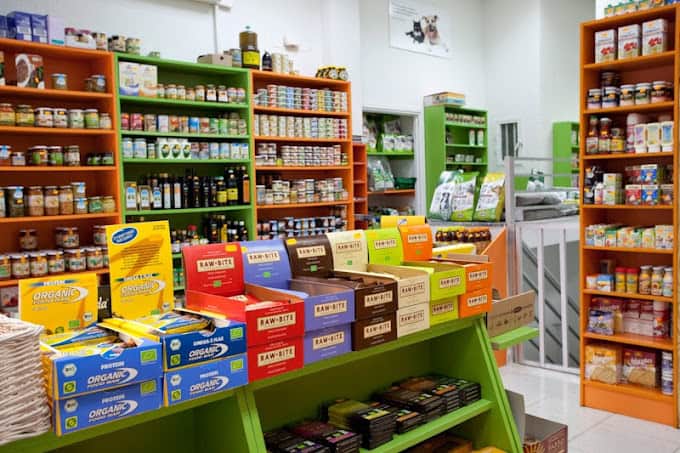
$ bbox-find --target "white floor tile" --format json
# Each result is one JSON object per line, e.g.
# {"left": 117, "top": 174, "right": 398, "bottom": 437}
{"left": 569, "top": 423, "right": 680, "bottom": 453}
{"left": 500, "top": 363, "right": 579, "bottom": 406}
{"left": 524, "top": 395, "right": 612, "bottom": 440}
{"left": 599, "top": 414, "right": 680, "bottom": 444}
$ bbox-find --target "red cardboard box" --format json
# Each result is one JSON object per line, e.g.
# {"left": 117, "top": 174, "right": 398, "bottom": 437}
{"left": 248, "top": 337, "right": 304, "bottom": 382}
{"left": 399, "top": 224, "right": 433, "bottom": 261}
{"left": 458, "top": 287, "right": 493, "bottom": 318}
{"left": 183, "top": 243, "right": 305, "bottom": 347}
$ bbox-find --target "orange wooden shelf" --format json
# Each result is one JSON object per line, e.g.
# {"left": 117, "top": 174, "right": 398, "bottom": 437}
{"left": 250, "top": 69, "right": 350, "bottom": 88}
{"left": 581, "top": 4, "right": 677, "bottom": 29}
{"left": 253, "top": 136, "right": 350, "bottom": 143}
{"left": 0, "top": 126, "right": 115, "bottom": 136}
{"left": 583, "top": 51, "right": 675, "bottom": 71}
{"left": 581, "top": 204, "right": 673, "bottom": 210}
{"left": 584, "top": 380, "right": 674, "bottom": 403}
{"left": 583, "top": 101, "right": 674, "bottom": 115}
{"left": 582, "top": 288, "right": 673, "bottom": 303}
{"left": 583, "top": 152, "right": 674, "bottom": 160}
{"left": 254, "top": 106, "right": 349, "bottom": 117}
{"left": 0, "top": 212, "right": 119, "bottom": 224}
{"left": 0, "top": 166, "right": 117, "bottom": 172}
{"left": 0, "top": 268, "right": 109, "bottom": 288}
{"left": 368, "top": 189, "right": 416, "bottom": 196}
{"left": 0, "top": 85, "right": 113, "bottom": 101}
{"left": 583, "top": 331, "right": 674, "bottom": 351}
{"left": 583, "top": 380, "right": 675, "bottom": 426}
{"left": 582, "top": 246, "right": 673, "bottom": 254}
{"left": 257, "top": 201, "right": 350, "bottom": 210}
{"left": 255, "top": 165, "right": 351, "bottom": 171}
{"left": 0, "top": 37, "right": 111, "bottom": 59}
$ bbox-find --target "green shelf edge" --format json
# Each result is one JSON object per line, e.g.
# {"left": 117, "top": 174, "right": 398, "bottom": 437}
{"left": 116, "top": 53, "right": 250, "bottom": 75}
{"left": 121, "top": 130, "right": 249, "bottom": 140}
{"left": 445, "top": 122, "right": 487, "bottom": 129}
{"left": 122, "top": 158, "right": 250, "bottom": 164}
{"left": 447, "top": 162, "right": 487, "bottom": 166}
{"left": 446, "top": 144, "right": 486, "bottom": 149}
{"left": 250, "top": 316, "right": 478, "bottom": 390}
{"left": 490, "top": 327, "right": 539, "bottom": 351}
{"left": 443, "top": 106, "right": 487, "bottom": 114}
{"left": 125, "top": 206, "right": 252, "bottom": 216}
{"left": 172, "top": 253, "right": 182, "bottom": 259}
{"left": 119, "top": 95, "right": 249, "bottom": 110}
{"left": 360, "top": 399, "right": 493, "bottom": 453}
{"left": 367, "top": 152, "right": 414, "bottom": 158}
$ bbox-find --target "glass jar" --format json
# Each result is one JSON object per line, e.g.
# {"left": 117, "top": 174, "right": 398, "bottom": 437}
{"left": 47, "top": 250, "right": 65, "bottom": 274}
{"left": 10, "top": 148, "right": 25, "bottom": 166}
{"left": 626, "top": 267, "right": 638, "bottom": 294}
{"left": 0, "top": 103, "right": 16, "bottom": 126}
{"left": 34, "top": 107, "right": 54, "bottom": 127}
{"left": 84, "top": 109, "right": 99, "bottom": 129}
{"left": 61, "top": 227, "right": 80, "bottom": 249}
{"left": 651, "top": 81, "right": 669, "bottom": 103}
{"left": 7, "top": 186, "right": 24, "bottom": 217}
{"left": 88, "top": 196, "right": 103, "bottom": 213}
{"left": 44, "top": 186, "right": 59, "bottom": 215}
{"left": 663, "top": 267, "right": 673, "bottom": 297}
{"left": 74, "top": 197, "right": 88, "bottom": 214}
{"left": 102, "top": 196, "right": 116, "bottom": 213}
{"left": 157, "top": 83, "right": 165, "bottom": 99}
{"left": 102, "top": 152, "right": 114, "bottom": 166}
{"left": 120, "top": 112, "right": 130, "bottom": 130}
{"left": 99, "top": 113, "right": 112, "bottom": 129}
{"left": 93, "top": 225, "right": 107, "bottom": 245}
{"left": 71, "top": 182, "right": 86, "bottom": 198}
{"left": 29, "top": 146, "right": 48, "bottom": 166}
{"left": 10, "top": 254, "right": 30, "bottom": 279}
{"left": 53, "top": 108, "right": 68, "bottom": 128}
{"left": 639, "top": 265, "right": 652, "bottom": 295}
{"left": 186, "top": 88, "right": 195, "bottom": 101}
{"left": 195, "top": 85, "right": 205, "bottom": 101}
{"left": 177, "top": 85, "right": 186, "bottom": 100}
{"left": 16, "top": 104, "right": 34, "bottom": 127}
{"left": 64, "top": 145, "right": 81, "bottom": 166}
{"left": 59, "top": 185, "right": 74, "bottom": 215}
{"left": 0, "top": 255, "right": 10, "bottom": 280}
{"left": 86, "top": 247, "right": 104, "bottom": 270}
{"left": 29, "top": 252, "right": 48, "bottom": 277}
{"left": 206, "top": 85, "right": 217, "bottom": 102}
{"left": 19, "top": 229, "right": 38, "bottom": 251}
{"left": 51, "top": 73, "right": 68, "bottom": 90}
{"left": 651, "top": 265, "right": 665, "bottom": 296}
{"left": 131, "top": 113, "right": 143, "bottom": 131}
{"left": 217, "top": 85, "right": 228, "bottom": 103}
{"left": 68, "top": 109, "right": 84, "bottom": 128}
{"left": 47, "top": 146, "right": 64, "bottom": 166}
{"left": 91, "top": 75, "right": 107, "bottom": 93}
{"left": 144, "top": 114, "right": 156, "bottom": 132}
{"left": 166, "top": 84, "right": 177, "bottom": 99}
{"left": 27, "top": 186, "right": 44, "bottom": 217}
{"left": 65, "top": 249, "right": 86, "bottom": 272}
{"left": 615, "top": 267, "right": 626, "bottom": 292}
{"left": 635, "top": 82, "right": 651, "bottom": 105}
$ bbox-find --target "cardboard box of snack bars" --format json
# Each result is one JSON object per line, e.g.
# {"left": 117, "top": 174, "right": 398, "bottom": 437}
{"left": 486, "top": 291, "right": 535, "bottom": 338}
{"left": 366, "top": 264, "right": 430, "bottom": 308}
{"left": 304, "top": 324, "right": 352, "bottom": 365}
{"left": 352, "top": 312, "right": 397, "bottom": 350}
{"left": 248, "top": 337, "right": 304, "bottom": 381}
{"left": 182, "top": 243, "right": 304, "bottom": 348}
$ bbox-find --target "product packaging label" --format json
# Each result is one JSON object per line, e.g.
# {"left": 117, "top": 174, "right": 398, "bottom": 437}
{"left": 402, "top": 261, "right": 466, "bottom": 300}
{"left": 106, "top": 221, "right": 174, "bottom": 319}
{"left": 366, "top": 264, "right": 431, "bottom": 308}
{"left": 241, "top": 239, "right": 292, "bottom": 288}
{"left": 303, "top": 324, "right": 352, "bottom": 365}
{"left": 248, "top": 338, "right": 304, "bottom": 381}
{"left": 397, "top": 303, "right": 430, "bottom": 337}
{"left": 285, "top": 236, "right": 334, "bottom": 278}
{"left": 326, "top": 230, "right": 368, "bottom": 272}
{"left": 366, "top": 228, "right": 404, "bottom": 265}
{"left": 430, "top": 297, "right": 459, "bottom": 325}
{"left": 398, "top": 225, "right": 433, "bottom": 261}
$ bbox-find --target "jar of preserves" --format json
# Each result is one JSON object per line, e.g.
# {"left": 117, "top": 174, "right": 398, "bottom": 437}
{"left": 68, "top": 109, "right": 84, "bottom": 128}
{"left": 47, "top": 250, "right": 65, "bottom": 274}
{"left": 29, "top": 252, "right": 48, "bottom": 277}
{"left": 29, "top": 146, "right": 48, "bottom": 166}
{"left": 639, "top": 265, "right": 652, "bottom": 295}
{"left": 65, "top": 249, "right": 86, "bottom": 272}
{"left": 86, "top": 247, "right": 104, "bottom": 270}
{"left": 88, "top": 196, "right": 103, "bottom": 213}
{"left": 217, "top": 85, "right": 228, "bottom": 103}
{"left": 166, "top": 84, "right": 177, "bottom": 99}
{"left": 0, "top": 255, "right": 10, "bottom": 280}
{"left": 177, "top": 85, "right": 186, "bottom": 100}
{"left": 74, "top": 197, "right": 88, "bottom": 214}
{"left": 51, "top": 73, "right": 68, "bottom": 90}
{"left": 635, "top": 82, "right": 651, "bottom": 105}
{"left": 59, "top": 185, "right": 74, "bottom": 215}
{"left": 99, "top": 113, "right": 112, "bottom": 129}
{"left": 7, "top": 186, "right": 25, "bottom": 217}
{"left": 102, "top": 196, "right": 116, "bottom": 213}
{"left": 9, "top": 148, "right": 23, "bottom": 166}
{"left": 663, "top": 267, "right": 673, "bottom": 297}
{"left": 44, "top": 186, "right": 59, "bottom": 215}
{"left": 195, "top": 85, "right": 205, "bottom": 101}
{"left": 206, "top": 85, "right": 217, "bottom": 102}
{"left": 157, "top": 83, "right": 165, "bottom": 99}
{"left": 0, "top": 103, "right": 16, "bottom": 126}
{"left": 47, "top": 146, "right": 64, "bottom": 166}
{"left": 84, "top": 109, "right": 99, "bottom": 129}
{"left": 61, "top": 227, "right": 80, "bottom": 249}
{"left": 71, "top": 182, "right": 86, "bottom": 198}
{"left": 91, "top": 75, "right": 107, "bottom": 92}
{"left": 10, "top": 254, "right": 30, "bottom": 279}
{"left": 27, "top": 186, "right": 44, "bottom": 217}
{"left": 34, "top": 107, "right": 54, "bottom": 127}
{"left": 53, "top": 108, "right": 68, "bottom": 128}
{"left": 101, "top": 152, "right": 114, "bottom": 166}
{"left": 19, "top": 229, "right": 38, "bottom": 251}
{"left": 126, "top": 37, "right": 141, "bottom": 54}
{"left": 93, "top": 225, "right": 107, "bottom": 245}
{"left": 186, "top": 87, "right": 195, "bottom": 101}
{"left": 16, "top": 104, "right": 35, "bottom": 126}
{"left": 651, "top": 265, "right": 665, "bottom": 296}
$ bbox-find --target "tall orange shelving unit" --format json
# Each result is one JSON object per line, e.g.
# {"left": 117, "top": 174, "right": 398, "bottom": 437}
{"left": 352, "top": 142, "right": 368, "bottom": 229}
{"left": 579, "top": 5, "right": 679, "bottom": 427}
{"left": 250, "top": 71, "right": 353, "bottom": 232}
{"left": 0, "top": 38, "right": 120, "bottom": 291}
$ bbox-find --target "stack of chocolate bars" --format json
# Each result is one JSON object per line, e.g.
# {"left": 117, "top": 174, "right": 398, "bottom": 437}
{"left": 327, "top": 399, "right": 397, "bottom": 450}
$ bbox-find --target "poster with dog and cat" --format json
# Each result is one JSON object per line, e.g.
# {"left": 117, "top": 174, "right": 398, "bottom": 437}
{"left": 389, "top": 0, "right": 450, "bottom": 58}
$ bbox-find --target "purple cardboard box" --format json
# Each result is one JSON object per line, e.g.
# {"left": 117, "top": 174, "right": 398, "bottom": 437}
{"left": 304, "top": 324, "right": 352, "bottom": 364}
{"left": 242, "top": 239, "right": 355, "bottom": 332}
{"left": 30, "top": 14, "right": 47, "bottom": 43}
{"left": 7, "top": 11, "right": 32, "bottom": 41}
{"left": 0, "top": 16, "right": 9, "bottom": 38}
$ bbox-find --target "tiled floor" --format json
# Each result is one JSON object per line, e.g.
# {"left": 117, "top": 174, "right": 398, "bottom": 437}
{"left": 500, "top": 363, "right": 680, "bottom": 452}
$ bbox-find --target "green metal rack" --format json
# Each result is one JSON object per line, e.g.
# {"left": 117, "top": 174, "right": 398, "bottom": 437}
{"left": 424, "top": 105, "right": 488, "bottom": 211}
{"left": 552, "top": 121, "right": 580, "bottom": 188}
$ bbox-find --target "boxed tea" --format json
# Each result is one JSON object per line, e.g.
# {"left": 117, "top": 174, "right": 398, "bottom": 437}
{"left": 285, "top": 236, "right": 334, "bottom": 277}
{"left": 248, "top": 337, "right": 303, "bottom": 381}
{"left": 366, "top": 228, "right": 404, "bottom": 265}
{"left": 398, "top": 224, "right": 433, "bottom": 261}
{"left": 304, "top": 324, "right": 352, "bottom": 364}
{"left": 352, "top": 312, "right": 397, "bottom": 350}
{"left": 326, "top": 230, "right": 369, "bottom": 272}
{"left": 396, "top": 303, "right": 430, "bottom": 337}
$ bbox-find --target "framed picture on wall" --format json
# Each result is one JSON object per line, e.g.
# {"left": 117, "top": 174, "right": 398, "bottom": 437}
{"left": 389, "top": 0, "right": 451, "bottom": 58}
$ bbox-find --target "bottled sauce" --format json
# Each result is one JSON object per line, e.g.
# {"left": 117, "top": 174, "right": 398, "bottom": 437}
{"left": 240, "top": 26, "right": 260, "bottom": 69}
{"left": 262, "top": 51, "right": 272, "bottom": 71}
{"left": 240, "top": 166, "right": 250, "bottom": 204}
{"left": 161, "top": 173, "right": 172, "bottom": 209}
{"left": 173, "top": 176, "right": 182, "bottom": 209}
{"left": 626, "top": 267, "right": 638, "bottom": 294}
{"left": 227, "top": 169, "right": 238, "bottom": 205}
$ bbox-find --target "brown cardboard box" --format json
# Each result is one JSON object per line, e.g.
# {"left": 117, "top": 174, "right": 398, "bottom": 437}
{"left": 524, "top": 414, "right": 567, "bottom": 453}
{"left": 196, "top": 53, "right": 233, "bottom": 67}
{"left": 352, "top": 312, "right": 397, "bottom": 350}
{"left": 285, "top": 236, "right": 334, "bottom": 278}
{"left": 486, "top": 291, "right": 535, "bottom": 337}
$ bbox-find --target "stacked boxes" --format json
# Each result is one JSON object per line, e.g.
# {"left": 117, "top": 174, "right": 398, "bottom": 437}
{"left": 433, "top": 256, "right": 494, "bottom": 318}
{"left": 401, "top": 261, "right": 466, "bottom": 325}
{"left": 182, "top": 243, "right": 305, "bottom": 382}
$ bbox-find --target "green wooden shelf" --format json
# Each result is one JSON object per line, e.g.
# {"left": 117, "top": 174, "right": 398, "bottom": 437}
{"left": 121, "top": 130, "right": 249, "bottom": 140}
{"left": 126, "top": 206, "right": 251, "bottom": 216}
{"left": 447, "top": 162, "right": 487, "bottom": 166}
{"left": 446, "top": 144, "right": 486, "bottom": 148}
{"left": 123, "top": 158, "right": 250, "bottom": 164}
{"left": 446, "top": 122, "right": 487, "bottom": 129}
{"left": 117, "top": 53, "right": 251, "bottom": 76}
{"left": 490, "top": 327, "right": 539, "bottom": 351}
{"left": 361, "top": 399, "right": 493, "bottom": 453}
{"left": 119, "top": 95, "right": 249, "bottom": 110}
{"left": 367, "top": 152, "right": 414, "bottom": 158}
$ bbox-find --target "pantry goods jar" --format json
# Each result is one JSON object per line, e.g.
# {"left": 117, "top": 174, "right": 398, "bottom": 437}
{"left": 102, "top": 196, "right": 116, "bottom": 213}
{"left": 0, "top": 255, "right": 10, "bottom": 280}
{"left": 47, "top": 250, "right": 65, "bottom": 274}
{"left": 61, "top": 227, "right": 80, "bottom": 249}
{"left": 10, "top": 254, "right": 30, "bottom": 279}
{"left": 65, "top": 145, "right": 81, "bottom": 166}
{"left": 29, "top": 146, "right": 48, "bottom": 166}
{"left": 91, "top": 75, "right": 107, "bottom": 92}
{"left": 16, "top": 104, "right": 35, "bottom": 126}
{"left": 84, "top": 109, "right": 99, "bottom": 129}
{"left": 58, "top": 185, "right": 74, "bottom": 214}
{"left": 651, "top": 266, "right": 664, "bottom": 296}
{"left": 74, "top": 197, "right": 88, "bottom": 214}
{"left": 29, "top": 252, "right": 48, "bottom": 277}
{"left": 7, "top": 186, "right": 25, "bottom": 217}
{"left": 99, "top": 113, "right": 112, "bottom": 129}
{"left": 0, "top": 103, "right": 16, "bottom": 126}
{"left": 639, "top": 265, "right": 652, "bottom": 294}
{"left": 65, "top": 249, "right": 86, "bottom": 272}
{"left": 51, "top": 73, "right": 68, "bottom": 90}
{"left": 68, "top": 109, "right": 84, "bottom": 128}
{"left": 10, "top": 149, "right": 24, "bottom": 166}
{"left": 35, "top": 107, "right": 54, "bottom": 127}
{"left": 19, "top": 229, "right": 38, "bottom": 251}
{"left": 88, "top": 196, "right": 103, "bottom": 213}
{"left": 53, "top": 108, "right": 68, "bottom": 128}
{"left": 86, "top": 247, "right": 104, "bottom": 270}
{"left": 48, "top": 146, "right": 64, "bottom": 166}
{"left": 663, "top": 267, "right": 673, "bottom": 297}
{"left": 44, "top": 186, "right": 59, "bottom": 215}
{"left": 93, "top": 225, "right": 107, "bottom": 245}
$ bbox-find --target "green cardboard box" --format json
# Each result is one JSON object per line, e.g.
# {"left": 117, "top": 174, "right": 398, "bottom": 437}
{"left": 429, "top": 297, "right": 459, "bottom": 325}
{"left": 365, "top": 228, "right": 404, "bottom": 265}
{"left": 401, "top": 261, "right": 466, "bottom": 300}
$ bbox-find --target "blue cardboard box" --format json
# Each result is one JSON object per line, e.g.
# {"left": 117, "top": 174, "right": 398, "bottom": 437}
{"left": 53, "top": 379, "right": 162, "bottom": 436}
{"left": 303, "top": 324, "right": 352, "bottom": 365}
{"left": 0, "top": 16, "right": 9, "bottom": 38}
{"left": 7, "top": 11, "right": 32, "bottom": 41}
{"left": 163, "top": 353, "right": 248, "bottom": 406}
{"left": 30, "top": 14, "right": 47, "bottom": 43}
{"left": 42, "top": 328, "right": 163, "bottom": 399}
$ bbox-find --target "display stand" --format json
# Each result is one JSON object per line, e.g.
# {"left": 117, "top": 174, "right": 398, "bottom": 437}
{"left": 579, "top": 4, "right": 679, "bottom": 427}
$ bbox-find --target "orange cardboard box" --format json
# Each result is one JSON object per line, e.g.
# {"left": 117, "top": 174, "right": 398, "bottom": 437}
{"left": 398, "top": 224, "right": 433, "bottom": 261}
{"left": 458, "top": 286, "right": 493, "bottom": 318}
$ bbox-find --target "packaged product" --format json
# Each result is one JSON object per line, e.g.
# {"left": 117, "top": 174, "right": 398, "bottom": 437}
{"left": 139, "top": 64, "right": 158, "bottom": 97}
{"left": 451, "top": 172, "right": 478, "bottom": 222}
{"left": 473, "top": 173, "right": 505, "bottom": 222}
{"left": 642, "top": 19, "right": 668, "bottom": 56}
{"left": 618, "top": 24, "right": 641, "bottom": 59}
{"left": 595, "top": 29, "right": 616, "bottom": 63}
{"left": 623, "top": 348, "right": 658, "bottom": 387}
{"left": 429, "top": 171, "right": 459, "bottom": 220}
{"left": 15, "top": 53, "right": 44, "bottom": 88}
{"left": 118, "top": 61, "right": 140, "bottom": 96}
{"left": 591, "top": 298, "right": 624, "bottom": 333}
{"left": 588, "top": 309, "right": 614, "bottom": 335}
{"left": 585, "top": 343, "right": 622, "bottom": 384}
{"left": 641, "top": 184, "right": 659, "bottom": 205}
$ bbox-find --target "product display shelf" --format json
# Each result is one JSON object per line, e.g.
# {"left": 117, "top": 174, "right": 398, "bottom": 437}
{"left": 424, "top": 105, "right": 488, "bottom": 211}
{"left": 582, "top": 245, "right": 674, "bottom": 254}
{"left": 353, "top": 143, "right": 369, "bottom": 229}
{"left": 553, "top": 122, "right": 579, "bottom": 187}
{"left": 115, "top": 54, "right": 256, "bottom": 286}
{"left": 366, "top": 151, "right": 415, "bottom": 158}
{"left": 579, "top": 6, "right": 679, "bottom": 427}
{"left": 250, "top": 70, "right": 354, "bottom": 229}
{"left": 489, "top": 327, "right": 540, "bottom": 351}
{"left": 368, "top": 189, "right": 416, "bottom": 196}
{"left": 246, "top": 316, "right": 522, "bottom": 453}
{"left": 0, "top": 38, "right": 121, "bottom": 268}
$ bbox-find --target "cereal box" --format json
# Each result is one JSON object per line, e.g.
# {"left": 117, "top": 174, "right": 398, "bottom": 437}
{"left": 623, "top": 348, "right": 658, "bottom": 387}
{"left": 585, "top": 343, "right": 622, "bottom": 384}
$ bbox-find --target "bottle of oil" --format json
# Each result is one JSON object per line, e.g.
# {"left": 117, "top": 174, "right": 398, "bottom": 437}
{"left": 240, "top": 26, "right": 260, "bottom": 69}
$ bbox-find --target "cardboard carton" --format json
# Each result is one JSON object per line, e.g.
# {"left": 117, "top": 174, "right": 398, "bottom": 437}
{"left": 424, "top": 92, "right": 466, "bottom": 107}
{"left": 352, "top": 312, "right": 397, "bottom": 350}
{"left": 458, "top": 287, "right": 493, "bottom": 318}
{"left": 326, "top": 230, "right": 369, "bottom": 272}
{"left": 197, "top": 53, "right": 233, "bottom": 67}
{"left": 366, "top": 228, "right": 404, "bottom": 265}
{"left": 398, "top": 224, "right": 433, "bottom": 261}
{"left": 431, "top": 255, "right": 493, "bottom": 292}
{"left": 304, "top": 324, "right": 352, "bottom": 364}
{"left": 366, "top": 264, "right": 431, "bottom": 308}
{"left": 430, "top": 297, "right": 459, "bottom": 325}
{"left": 486, "top": 291, "right": 535, "bottom": 338}
{"left": 248, "top": 337, "right": 304, "bottom": 381}
{"left": 285, "top": 236, "right": 335, "bottom": 278}
{"left": 396, "top": 303, "right": 430, "bottom": 337}
{"left": 401, "top": 261, "right": 466, "bottom": 300}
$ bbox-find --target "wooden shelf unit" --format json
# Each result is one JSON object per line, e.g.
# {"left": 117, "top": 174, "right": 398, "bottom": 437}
{"left": 352, "top": 143, "right": 368, "bottom": 229}
{"left": 250, "top": 71, "right": 354, "bottom": 232}
{"left": 0, "top": 39, "right": 121, "bottom": 268}
{"left": 579, "top": 6, "right": 679, "bottom": 427}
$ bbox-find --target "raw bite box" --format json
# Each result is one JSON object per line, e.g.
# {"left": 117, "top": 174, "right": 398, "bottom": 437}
{"left": 182, "top": 243, "right": 304, "bottom": 347}
{"left": 53, "top": 379, "right": 162, "bottom": 436}
{"left": 304, "top": 324, "right": 352, "bottom": 365}
{"left": 401, "top": 261, "right": 467, "bottom": 301}
{"left": 316, "top": 271, "right": 398, "bottom": 320}
{"left": 285, "top": 236, "right": 335, "bottom": 277}
{"left": 432, "top": 255, "right": 493, "bottom": 292}
{"left": 398, "top": 224, "right": 433, "bottom": 261}
{"left": 163, "top": 353, "right": 248, "bottom": 406}
{"left": 396, "top": 303, "right": 430, "bottom": 337}
{"left": 458, "top": 286, "right": 493, "bottom": 318}
{"left": 241, "top": 239, "right": 355, "bottom": 332}
{"left": 326, "top": 230, "right": 369, "bottom": 272}
{"left": 429, "top": 298, "right": 459, "bottom": 325}
{"left": 41, "top": 326, "right": 163, "bottom": 399}
{"left": 352, "top": 312, "right": 397, "bottom": 350}
{"left": 365, "top": 264, "right": 430, "bottom": 308}
{"left": 248, "top": 337, "right": 304, "bottom": 381}
{"left": 486, "top": 291, "right": 535, "bottom": 338}
{"left": 365, "top": 228, "right": 404, "bottom": 265}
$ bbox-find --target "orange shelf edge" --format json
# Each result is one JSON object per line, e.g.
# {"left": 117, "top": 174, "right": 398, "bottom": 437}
{"left": 583, "top": 152, "right": 674, "bottom": 160}
{"left": 583, "top": 331, "right": 674, "bottom": 350}
{"left": 582, "top": 289, "right": 674, "bottom": 303}
{"left": 583, "top": 381, "right": 675, "bottom": 426}
{"left": 253, "top": 106, "right": 349, "bottom": 117}
{"left": 582, "top": 246, "right": 673, "bottom": 254}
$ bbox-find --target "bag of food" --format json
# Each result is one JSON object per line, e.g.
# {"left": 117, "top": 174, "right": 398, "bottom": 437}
{"left": 429, "top": 172, "right": 459, "bottom": 220}
{"left": 451, "top": 172, "right": 478, "bottom": 221}
{"left": 474, "top": 173, "right": 505, "bottom": 221}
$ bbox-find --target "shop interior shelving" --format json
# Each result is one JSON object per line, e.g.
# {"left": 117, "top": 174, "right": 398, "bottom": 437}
{"left": 250, "top": 70, "right": 354, "bottom": 230}
{"left": 579, "top": 4, "right": 679, "bottom": 427}
{"left": 552, "top": 121, "right": 580, "bottom": 188}
{"left": 352, "top": 142, "right": 369, "bottom": 229}
{"left": 115, "top": 54, "right": 255, "bottom": 291}
{"left": 424, "top": 105, "right": 488, "bottom": 212}
{"left": 0, "top": 38, "right": 121, "bottom": 290}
